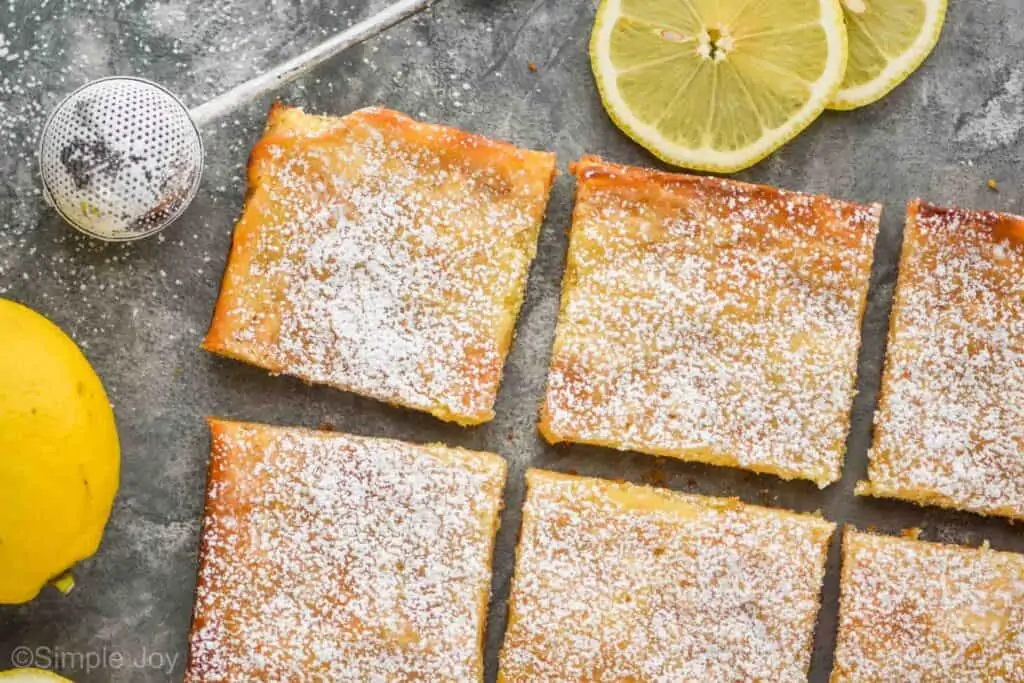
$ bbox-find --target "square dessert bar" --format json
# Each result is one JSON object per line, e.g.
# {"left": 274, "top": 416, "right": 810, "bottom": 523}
{"left": 540, "top": 157, "right": 880, "bottom": 486}
{"left": 832, "top": 529, "right": 1024, "bottom": 681}
{"left": 860, "top": 200, "right": 1024, "bottom": 519}
{"left": 186, "top": 419, "right": 507, "bottom": 682}
{"left": 499, "top": 470, "right": 834, "bottom": 682}
{"left": 203, "top": 105, "right": 556, "bottom": 425}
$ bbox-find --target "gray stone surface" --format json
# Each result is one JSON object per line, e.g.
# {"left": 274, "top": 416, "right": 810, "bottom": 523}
{"left": 1, "top": 0, "right": 1022, "bottom": 680}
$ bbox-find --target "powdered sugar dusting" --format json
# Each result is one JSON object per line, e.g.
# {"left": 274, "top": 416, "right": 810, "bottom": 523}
{"left": 541, "top": 157, "right": 879, "bottom": 486}
{"left": 832, "top": 529, "right": 1024, "bottom": 681}
{"left": 204, "top": 106, "right": 555, "bottom": 425}
{"left": 187, "top": 420, "right": 506, "bottom": 682}
{"left": 954, "top": 66, "right": 1024, "bottom": 153}
{"left": 864, "top": 200, "right": 1024, "bottom": 519}
{"left": 499, "top": 470, "right": 834, "bottom": 682}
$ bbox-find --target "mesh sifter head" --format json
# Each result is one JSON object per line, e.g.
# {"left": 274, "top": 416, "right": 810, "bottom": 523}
{"left": 38, "top": 77, "right": 204, "bottom": 241}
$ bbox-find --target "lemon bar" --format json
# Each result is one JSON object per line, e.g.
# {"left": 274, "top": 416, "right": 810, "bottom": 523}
{"left": 203, "top": 105, "right": 556, "bottom": 425}
{"left": 859, "top": 200, "right": 1024, "bottom": 519}
{"left": 540, "top": 157, "right": 880, "bottom": 485}
{"left": 186, "top": 419, "right": 506, "bottom": 682}
{"left": 498, "top": 469, "right": 834, "bottom": 682}
{"left": 832, "top": 528, "right": 1024, "bottom": 681}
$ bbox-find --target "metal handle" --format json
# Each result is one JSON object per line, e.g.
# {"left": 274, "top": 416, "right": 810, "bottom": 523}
{"left": 189, "top": 0, "right": 436, "bottom": 127}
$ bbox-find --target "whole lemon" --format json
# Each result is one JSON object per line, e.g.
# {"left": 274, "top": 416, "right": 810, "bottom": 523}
{"left": 0, "top": 299, "right": 120, "bottom": 604}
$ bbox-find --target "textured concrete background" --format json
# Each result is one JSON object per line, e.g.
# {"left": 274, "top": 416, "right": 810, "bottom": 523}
{"left": 1, "top": 0, "right": 1022, "bottom": 680}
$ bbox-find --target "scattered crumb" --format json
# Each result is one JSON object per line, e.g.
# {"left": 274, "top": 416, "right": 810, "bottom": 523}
{"left": 987, "top": 178, "right": 999, "bottom": 191}
{"left": 527, "top": 62, "right": 538, "bottom": 73}
{"left": 641, "top": 468, "right": 666, "bottom": 486}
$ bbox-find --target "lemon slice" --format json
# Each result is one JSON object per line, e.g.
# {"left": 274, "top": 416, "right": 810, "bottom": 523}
{"left": 590, "top": 0, "right": 848, "bottom": 173}
{"left": 830, "top": 0, "right": 946, "bottom": 110}
{"left": 0, "top": 671, "right": 73, "bottom": 682}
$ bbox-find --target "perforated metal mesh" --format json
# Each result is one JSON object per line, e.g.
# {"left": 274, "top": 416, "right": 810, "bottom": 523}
{"left": 38, "top": 77, "right": 204, "bottom": 241}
